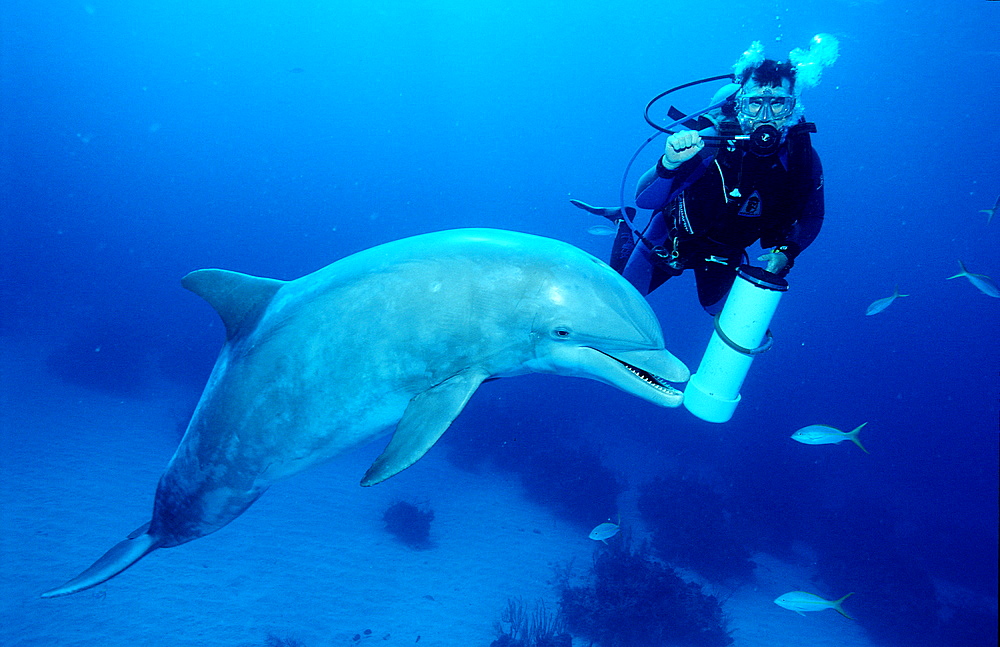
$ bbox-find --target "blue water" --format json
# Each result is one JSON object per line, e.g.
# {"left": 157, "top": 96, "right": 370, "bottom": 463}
{"left": 3, "top": 1, "right": 997, "bottom": 646}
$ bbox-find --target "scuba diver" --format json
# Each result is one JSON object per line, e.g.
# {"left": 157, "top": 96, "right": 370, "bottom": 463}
{"left": 574, "top": 37, "right": 838, "bottom": 315}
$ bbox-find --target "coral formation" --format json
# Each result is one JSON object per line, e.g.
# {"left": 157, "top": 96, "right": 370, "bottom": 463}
{"left": 557, "top": 534, "right": 732, "bottom": 647}
{"left": 444, "top": 409, "right": 623, "bottom": 528}
{"left": 46, "top": 327, "right": 152, "bottom": 395}
{"left": 491, "top": 597, "right": 571, "bottom": 647}
{"left": 638, "top": 476, "right": 755, "bottom": 582}
{"left": 263, "top": 634, "right": 306, "bottom": 647}
{"left": 517, "top": 445, "right": 622, "bottom": 527}
{"left": 813, "top": 499, "right": 945, "bottom": 647}
{"left": 382, "top": 500, "right": 434, "bottom": 548}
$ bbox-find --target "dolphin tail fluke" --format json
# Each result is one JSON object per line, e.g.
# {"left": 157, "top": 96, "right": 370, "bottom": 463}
{"left": 41, "top": 530, "right": 161, "bottom": 598}
{"left": 847, "top": 423, "right": 869, "bottom": 454}
{"left": 832, "top": 592, "right": 855, "bottom": 620}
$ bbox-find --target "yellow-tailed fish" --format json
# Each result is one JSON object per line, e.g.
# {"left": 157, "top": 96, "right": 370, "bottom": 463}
{"left": 947, "top": 260, "right": 1000, "bottom": 298}
{"left": 791, "top": 423, "right": 868, "bottom": 453}
{"left": 588, "top": 517, "right": 621, "bottom": 543}
{"left": 865, "top": 285, "right": 908, "bottom": 315}
{"left": 979, "top": 195, "right": 998, "bottom": 224}
{"left": 774, "top": 591, "right": 854, "bottom": 619}
{"left": 586, "top": 224, "right": 617, "bottom": 237}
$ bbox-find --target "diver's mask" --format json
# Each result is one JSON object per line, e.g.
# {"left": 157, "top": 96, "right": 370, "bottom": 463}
{"left": 736, "top": 93, "right": 796, "bottom": 123}
{"left": 735, "top": 88, "right": 796, "bottom": 155}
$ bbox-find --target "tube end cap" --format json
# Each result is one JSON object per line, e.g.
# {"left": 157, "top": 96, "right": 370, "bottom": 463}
{"left": 683, "top": 373, "right": 741, "bottom": 423}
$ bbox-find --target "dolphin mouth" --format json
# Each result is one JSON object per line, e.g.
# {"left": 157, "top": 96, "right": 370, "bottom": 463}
{"left": 592, "top": 348, "right": 689, "bottom": 404}
{"left": 618, "top": 359, "right": 684, "bottom": 396}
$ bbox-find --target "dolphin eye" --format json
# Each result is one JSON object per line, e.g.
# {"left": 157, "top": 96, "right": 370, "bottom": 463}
{"left": 550, "top": 327, "right": 572, "bottom": 339}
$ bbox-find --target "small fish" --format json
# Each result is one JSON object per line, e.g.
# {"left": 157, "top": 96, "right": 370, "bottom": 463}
{"left": 865, "top": 285, "right": 908, "bottom": 315}
{"left": 791, "top": 423, "right": 868, "bottom": 453}
{"left": 588, "top": 518, "right": 621, "bottom": 543}
{"left": 947, "top": 260, "right": 1000, "bottom": 298}
{"left": 979, "top": 195, "right": 999, "bottom": 224}
{"left": 774, "top": 591, "right": 854, "bottom": 619}
{"left": 587, "top": 224, "right": 617, "bottom": 236}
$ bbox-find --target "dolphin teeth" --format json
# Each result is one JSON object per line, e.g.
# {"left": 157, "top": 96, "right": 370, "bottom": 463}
{"left": 624, "top": 363, "right": 682, "bottom": 395}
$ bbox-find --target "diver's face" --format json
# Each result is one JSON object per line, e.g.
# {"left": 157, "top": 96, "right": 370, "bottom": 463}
{"left": 735, "top": 79, "right": 795, "bottom": 134}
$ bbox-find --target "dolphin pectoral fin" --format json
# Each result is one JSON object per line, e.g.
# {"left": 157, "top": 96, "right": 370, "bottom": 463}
{"left": 41, "top": 531, "right": 161, "bottom": 598}
{"left": 361, "top": 369, "right": 490, "bottom": 486}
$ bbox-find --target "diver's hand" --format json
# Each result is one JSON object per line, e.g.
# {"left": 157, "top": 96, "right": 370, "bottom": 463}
{"left": 662, "top": 130, "right": 704, "bottom": 170}
{"left": 758, "top": 251, "right": 789, "bottom": 274}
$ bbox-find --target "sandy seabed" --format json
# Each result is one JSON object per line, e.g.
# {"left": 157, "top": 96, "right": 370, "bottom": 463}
{"left": 1, "top": 339, "right": 876, "bottom": 647}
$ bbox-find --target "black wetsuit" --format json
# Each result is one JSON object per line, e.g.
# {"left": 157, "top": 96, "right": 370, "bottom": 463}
{"left": 614, "top": 121, "right": 824, "bottom": 314}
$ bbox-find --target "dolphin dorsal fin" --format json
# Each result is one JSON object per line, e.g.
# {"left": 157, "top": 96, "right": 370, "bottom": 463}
{"left": 182, "top": 269, "right": 285, "bottom": 340}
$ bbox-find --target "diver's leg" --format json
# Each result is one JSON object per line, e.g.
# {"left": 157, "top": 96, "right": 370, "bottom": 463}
{"left": 619, "top": 212, "right": 672, "bottom": 296}
{"left": 620, "top": 249, "right": 656, "bottom": 296}
{"left": 694, "top": 261, "right": 739, "bottom": 315}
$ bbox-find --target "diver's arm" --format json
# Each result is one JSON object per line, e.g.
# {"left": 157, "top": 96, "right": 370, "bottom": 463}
{"left": 635, "top": 163, "right": 679, "bottom": 209}
{"left": 636, "top": 130, "right": 701, "bottom": 209}
{"left": 636, "top": 153, "right": 715, "bottom": 209}
{"left": 787, "top": 150, "right": 825, "bottom": 252}
{"left": 636, "top": 130, "right": 715, "bottom": 209}
{"left": 765, "top": 150, "right": 825, "bottom": 272}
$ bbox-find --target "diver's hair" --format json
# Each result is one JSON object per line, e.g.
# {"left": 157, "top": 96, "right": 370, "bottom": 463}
{"left": 738, "top": 59, "right": 796, "bottom": 92}
{"left": 722, "top": 58, "right": 801, "bottom": 120}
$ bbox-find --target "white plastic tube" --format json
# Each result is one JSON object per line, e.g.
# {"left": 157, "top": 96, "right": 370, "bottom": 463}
{"left": 683, "top": 266, "right": 787, "bottom": 423}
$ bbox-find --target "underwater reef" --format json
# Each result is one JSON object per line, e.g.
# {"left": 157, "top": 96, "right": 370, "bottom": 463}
{"left": 637, "top": 475, "right": 755, "bottom": 583}
{"left": 46, "top": 326, "right": 153, "bottom": 395}
{"left": 262, "top": 634, "right": 306, "bottom": 647}
{"left": 443, "top": 407, "right": 623, "bottom": 528}
{"left": 813, "top": 498, "right": 997, "bottom": 647}
{"left": 515, "top": 443, "right": 623, "bottom": 528}
{"left": 490, "top": 597, "right": 571, "bottom": 647}
{"left": 557, "top": 534, "right": 732, "bottom": 647}
{"left": 382, "top": 500, "right": 435, "bottom": 549}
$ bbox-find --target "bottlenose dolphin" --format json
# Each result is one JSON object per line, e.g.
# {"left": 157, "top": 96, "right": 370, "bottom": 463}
{"left": 42, "top": 228, "right": 689, "bottom": 598}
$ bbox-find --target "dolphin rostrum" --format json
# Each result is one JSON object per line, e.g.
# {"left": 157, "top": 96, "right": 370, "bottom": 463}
{"left": 42, "top": 228, "right": 688, "bottom": 597}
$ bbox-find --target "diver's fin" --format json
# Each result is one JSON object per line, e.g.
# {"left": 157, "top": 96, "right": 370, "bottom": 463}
{"left": 41, "top": 531, "right": 161, "bottom": 598}
{"left": 361, "top": 368, "right": 490, "bottom": 486}
{"left": 569, "top": 199, "right": 637, "bottom": 223}
{"left": 182, "top": 269, "right": 285, "bottom": 340}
